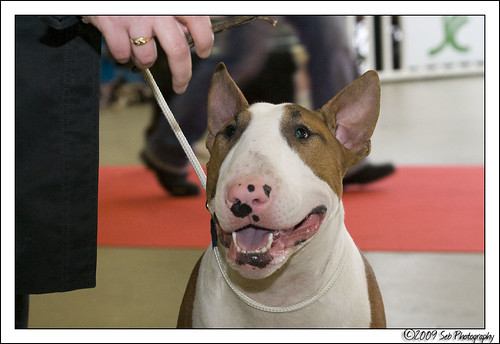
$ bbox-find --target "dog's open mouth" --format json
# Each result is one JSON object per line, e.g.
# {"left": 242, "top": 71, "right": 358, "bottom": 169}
{"left": 216, "top": 206, "right": 327, "bottom": 269}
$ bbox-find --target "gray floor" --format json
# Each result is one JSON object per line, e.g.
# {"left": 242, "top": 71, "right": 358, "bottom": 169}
{"left": 22, "top": 73, "right": 495, "bottom": 339}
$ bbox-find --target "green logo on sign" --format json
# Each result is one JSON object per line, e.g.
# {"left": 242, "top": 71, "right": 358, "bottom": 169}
{"left": 429, "top": 16, "right": 469, "bottom": 56}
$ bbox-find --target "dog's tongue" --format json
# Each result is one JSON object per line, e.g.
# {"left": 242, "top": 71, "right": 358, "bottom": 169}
{"left": 234, "top": 227, "right": 272, "bottom": 252}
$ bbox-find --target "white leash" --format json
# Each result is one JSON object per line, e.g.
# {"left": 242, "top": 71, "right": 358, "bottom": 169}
{"left": 142, "top": 68, "right": 346, "bottom": 313}
{"left": 212, "top": 239, "right": 347, "bottom": 313}
{"left": 141, "top": 69, "right": 206, "bottom": 190}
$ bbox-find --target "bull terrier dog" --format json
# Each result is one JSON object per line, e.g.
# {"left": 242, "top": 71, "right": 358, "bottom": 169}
{"left": 177, "top": 63, "right": 386, "bottom": 328}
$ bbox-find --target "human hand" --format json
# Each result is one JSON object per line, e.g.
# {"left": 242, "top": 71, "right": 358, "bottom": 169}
{"left": 83, "top": 16, "right": 214, "bottom": 94}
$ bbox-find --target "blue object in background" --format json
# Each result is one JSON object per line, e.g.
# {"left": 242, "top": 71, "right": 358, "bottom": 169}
{"left": 100, "top": 40, "right": 144, "bottom": 84}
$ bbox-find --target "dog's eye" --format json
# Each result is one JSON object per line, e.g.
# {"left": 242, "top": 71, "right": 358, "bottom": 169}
{"left": 224, "top": 124, "right": 236, "bottom": 139}
{"left": 294, "top": 126, "right": 310, "bottom": 139}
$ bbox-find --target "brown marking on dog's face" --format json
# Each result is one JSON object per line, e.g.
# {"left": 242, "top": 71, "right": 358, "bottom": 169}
{"left": 206, "top": 63, "right": 249, "bottom": 152}
{"left": 206, "top": 110, "right": 252, "bottom": 202}
{"left": 281, "top": 104, "right": 347, "bottom": 198}
{"left": 206, "top": 63, "right": 250, "bottom": 204}
{"left": 206, "top": 66, "right": 380, "bottom": 205}
{"left": 281, "top": 71, "right": 380, "bottom": 198}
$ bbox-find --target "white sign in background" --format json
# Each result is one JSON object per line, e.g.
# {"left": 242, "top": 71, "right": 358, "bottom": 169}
{"left": 401, "top": 16, "right": 484, "bottom": 69}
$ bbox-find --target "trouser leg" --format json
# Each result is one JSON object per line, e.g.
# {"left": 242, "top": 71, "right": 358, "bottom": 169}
{"left": 15, "top": 294, "right": 29, "bottom": 329}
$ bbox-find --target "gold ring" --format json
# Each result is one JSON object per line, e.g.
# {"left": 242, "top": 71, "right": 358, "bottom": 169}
{"left": 130, "top": 37, "right": 152, "bottom": 46}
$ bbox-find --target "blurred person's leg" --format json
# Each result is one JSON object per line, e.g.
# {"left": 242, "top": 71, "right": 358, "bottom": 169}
{"left": 287, "top": 16, "right": 395, "bottom": 185}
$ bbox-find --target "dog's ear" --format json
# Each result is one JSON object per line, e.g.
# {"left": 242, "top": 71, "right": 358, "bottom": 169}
{"left": 320, "top": 70, "right": 380, "bottom": 165}
{"left": 206, "top": 62, "right": 249, "bottom": 151}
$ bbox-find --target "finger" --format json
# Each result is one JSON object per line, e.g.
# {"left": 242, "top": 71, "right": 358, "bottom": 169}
{"left": 128, "top": 19, "right": 158, "bottom": 69}
{"left": 176, "top": 16, "right": 214, "bottom": 58}
{"left": 153, "top": 18, "right": 192, "bottom": 94}
{"left": 94, "top": 16, "right": 132, "bottom": 64}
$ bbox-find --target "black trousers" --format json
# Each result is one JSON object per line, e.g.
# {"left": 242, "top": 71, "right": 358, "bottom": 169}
{"left": 15, "top": 16, "right": 102, "bottom": 296}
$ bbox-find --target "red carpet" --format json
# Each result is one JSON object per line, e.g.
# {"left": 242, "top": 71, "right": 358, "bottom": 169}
{"left": 97, "top": 165, "right": 484, "bottom": 252}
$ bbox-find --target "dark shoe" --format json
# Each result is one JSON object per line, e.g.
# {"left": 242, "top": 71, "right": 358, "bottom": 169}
{"left": 343, "top": 163, "right": 396, "bottom": 185}
{"left": 141, "top": 151, "right": 200, "bottom": 197}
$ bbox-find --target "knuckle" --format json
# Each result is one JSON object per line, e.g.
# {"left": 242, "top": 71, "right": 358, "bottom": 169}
{"left": 167, "top": 40, "right": 190, "bottom": 60}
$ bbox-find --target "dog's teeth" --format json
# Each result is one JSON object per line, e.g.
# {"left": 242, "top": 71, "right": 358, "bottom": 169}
{"left": 232, "top": 232, "right": 242, "bottom": 253}
{"left": 232, "top": 232, "right": 274, "bottom": 254}
{"left": 266, "top": 233, "right": 273, "bottom": 250}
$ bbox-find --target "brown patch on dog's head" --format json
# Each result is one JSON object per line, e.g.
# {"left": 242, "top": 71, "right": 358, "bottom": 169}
{"left": 281, "top": 105, "right": 346, "bottom": 197}
{"left": 281, "top": 71, "right": 380, "bottom": 197}
{"left": 206, "top": 63, "right": 250, "bottom": 202}
{"left": 205, "top": 110, "right": 252, "bottom": 201}
{"left": 206, "top": 63, "right": 249, "bottom": 152}
{"left": 206, "top": 66, "right": 380, "bottom": 201}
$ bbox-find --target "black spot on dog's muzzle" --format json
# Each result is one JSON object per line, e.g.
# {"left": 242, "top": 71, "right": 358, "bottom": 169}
{"left": 230, "top": 200, "right": 253, "bottom": 218}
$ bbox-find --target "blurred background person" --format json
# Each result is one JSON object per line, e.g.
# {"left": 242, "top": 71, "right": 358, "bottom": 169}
{"left": 136, "top": 16, "right": 394, "bottom": 197}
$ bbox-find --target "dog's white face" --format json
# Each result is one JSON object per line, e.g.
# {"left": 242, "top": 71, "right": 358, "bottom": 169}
{"left": 210, "top": 103, "right": 340, "bottom": 279}
{"left": 205, "top": 63, "right": 380, "bottom": 280}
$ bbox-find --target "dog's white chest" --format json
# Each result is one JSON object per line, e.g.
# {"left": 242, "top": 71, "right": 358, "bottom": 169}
{"left": 191, "top": 229, "right": 371, "bottom": 328}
